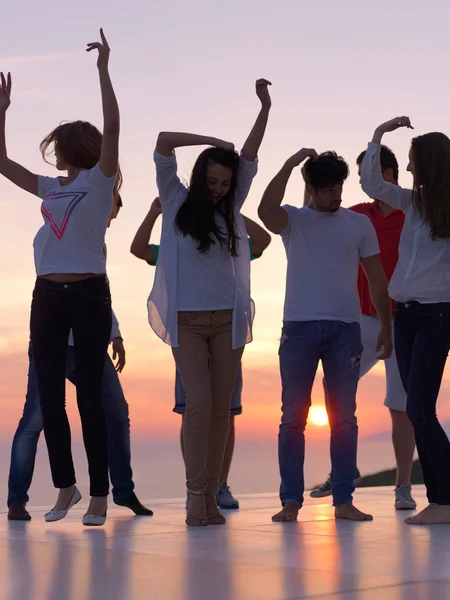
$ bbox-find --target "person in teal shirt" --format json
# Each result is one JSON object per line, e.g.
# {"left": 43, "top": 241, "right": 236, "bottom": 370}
{"left": 131, "top": 197, "right": 271, "bottom": 509}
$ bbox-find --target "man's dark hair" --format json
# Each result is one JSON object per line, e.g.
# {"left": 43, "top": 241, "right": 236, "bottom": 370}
{"left": 357, "top": 145, "right": 399, "bottom": 182}
{"left": 304, "top": 151, "right": 349, "bottom": 189}
{"left": 117, "top": 194, "right": 123, "bottom": 208}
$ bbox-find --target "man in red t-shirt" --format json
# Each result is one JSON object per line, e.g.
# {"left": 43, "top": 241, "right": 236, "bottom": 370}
{"left": 310, "top": 146, "right": 416, "bottom": 511}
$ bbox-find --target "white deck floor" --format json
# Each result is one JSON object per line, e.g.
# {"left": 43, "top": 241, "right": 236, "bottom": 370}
{"left": 1, "top": 486, "right": 449, "bottom": 600}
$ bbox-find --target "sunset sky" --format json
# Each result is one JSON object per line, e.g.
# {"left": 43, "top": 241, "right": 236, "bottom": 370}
{"left": 2, "top": 0, "right": 450, "bottom": 458}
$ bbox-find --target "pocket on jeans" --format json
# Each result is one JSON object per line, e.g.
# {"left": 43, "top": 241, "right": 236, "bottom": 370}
{"left": 81, "top": 277, "right": 111, "bottom": 302}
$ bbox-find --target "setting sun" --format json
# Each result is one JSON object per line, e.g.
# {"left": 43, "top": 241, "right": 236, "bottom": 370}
{"left": 309, "top": 406, "right": 329, "bottom": 427}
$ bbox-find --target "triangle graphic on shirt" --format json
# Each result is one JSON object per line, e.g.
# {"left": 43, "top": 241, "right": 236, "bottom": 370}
{"left": 41, "top": 191, "right": 88, "bottom": 241}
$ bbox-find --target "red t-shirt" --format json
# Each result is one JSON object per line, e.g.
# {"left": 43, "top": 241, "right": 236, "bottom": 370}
{"left": 350, "top": 201, "right": 405, "bottom": 315}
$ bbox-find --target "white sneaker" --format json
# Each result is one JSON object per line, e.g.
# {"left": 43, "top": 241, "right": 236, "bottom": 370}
{"left": 44, "top": 487, "right": 82, "bottom": 522}
{"left": 395, "top": 483, "right": 417, "bottom": 510}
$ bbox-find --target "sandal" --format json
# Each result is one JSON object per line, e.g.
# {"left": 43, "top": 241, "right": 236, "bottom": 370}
{"left": 206, "top": 514, "right": 226, "bottom": 525}
{"left": 186, "top": 516, "right": 209, "bottom": 527}
{"left": 185, "top": 491, "right": 208, "bottom": 527}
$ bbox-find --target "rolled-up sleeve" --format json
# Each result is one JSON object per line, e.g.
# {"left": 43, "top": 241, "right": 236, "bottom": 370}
{"left": 361, "top": 143, "right": 412, "bottom": 212}
{"left": 235, "top": 156, "right": 258, "bottom": 211}
{"left": 153, "top": 150, "right": 186, "bottom": 206}
{"left": 110, "top": 309, "right": 121, "bottom": 341}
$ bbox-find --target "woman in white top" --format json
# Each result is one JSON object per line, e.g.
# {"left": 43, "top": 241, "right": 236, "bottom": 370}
{"left": 361, "top": 117, "right": 450, "bottom": 525}
{"left": 0, "top": 30, "right": 120, "bottom": 526}
{"left": 151, "top": 79, "right": 271, "bottom": 526}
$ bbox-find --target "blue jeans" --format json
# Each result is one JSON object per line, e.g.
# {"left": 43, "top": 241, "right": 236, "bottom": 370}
{"left": 8, "top": 345, "right": 134, "bottom": 507}
{"left": 278, "top": 321, "right": 362, "bottom": 507}
{"left": 395, "top": 301, "right": 450, "bottom": 504}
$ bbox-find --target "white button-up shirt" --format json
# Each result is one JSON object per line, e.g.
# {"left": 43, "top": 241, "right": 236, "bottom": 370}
{"left": 361, "top": 142, "right": 450, "bottom": 303}
{"left": 147, "top": 150, "right": 258, "bottom": 349}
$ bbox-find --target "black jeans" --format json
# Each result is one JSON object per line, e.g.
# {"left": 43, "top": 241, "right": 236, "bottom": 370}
{"left": 395, "top": 301, "right": 450, "bottom": 505}
{"left": 29, "top": 276, "right": 112, "bottom": 497}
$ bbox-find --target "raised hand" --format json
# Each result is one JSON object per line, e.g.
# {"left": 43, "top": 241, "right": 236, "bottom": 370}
{"left": 150, "top": 197, "right": 162, "bottom": 215}
{"left": 255, "top": 78, "right": 272, "bottom": 110}
{"left": 287, "top": 148, "right": 318, "bottom": 169}
{"left": 86, "top": 28, "right": 110, "bottom": 70}
{"left": 214, "top": 139, "right": 235, "bottom": 152}
{"left": 0, "top": 72, "right": 12, "bottom": 113}
{"left": 376, "top": 116, "right": 413, "bottom": 134}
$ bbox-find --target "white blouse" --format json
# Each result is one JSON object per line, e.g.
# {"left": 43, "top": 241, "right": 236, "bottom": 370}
{"left": 147, "top": 150, "right": 258, "bottom": 349}
{"left": 361, "top": 142, "right": 450, "bottom": 304}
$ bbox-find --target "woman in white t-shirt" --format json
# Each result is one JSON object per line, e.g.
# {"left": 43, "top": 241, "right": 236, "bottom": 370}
{"left": 150, "top": 79, "right": 271, "bottom": 526}
{"left": 361, "top": 117, "right": 450, "bottom": 526}
{"left": 0, "top": 30, "right": 120, "bottom": 527}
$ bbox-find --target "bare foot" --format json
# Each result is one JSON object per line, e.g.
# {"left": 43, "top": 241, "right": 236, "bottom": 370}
{"left": 53, "top": 485, "right": 76, "bottom": 511}
{"left": 86, "top": 496, "right": 107, "bottom": 517}
{"left": 335, "top": 504, "right": 373, "bottom": 521}
{"left": 405, "top": 504, "right": 450, "bottom": 525}
{"left": 187, "top": 493, "right": 206, "bottom": 521}
{"left": 272, "top": 502, "right": 300, "bottom": 522}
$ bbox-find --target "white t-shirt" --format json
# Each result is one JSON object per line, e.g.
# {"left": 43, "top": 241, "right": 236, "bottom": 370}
{"left": 34, "top": 164, "right": 116, "bottom": 275}
{"left": 281, "top": 205, "right": 380, "bottom": 322}
{"left": 177, "top": 214, "right": 235, "bottom": 311}
{"left": 148, "top": 150, "right": 257, "bottom": 349}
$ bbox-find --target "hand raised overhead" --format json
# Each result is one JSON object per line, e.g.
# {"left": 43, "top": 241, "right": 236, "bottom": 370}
{"left": 86, "top": 28, "right": 110, "bottom": 69}
{"left": 255, "top": 78, "right": 272, "bottom": 110}
{"left": 0, "top": 72, "right": 12, "bottom": 113}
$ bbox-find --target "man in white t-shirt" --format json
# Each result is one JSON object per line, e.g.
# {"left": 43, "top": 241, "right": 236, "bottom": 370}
{"left": 258, "top": 149, "right": 393, "bottom": 522}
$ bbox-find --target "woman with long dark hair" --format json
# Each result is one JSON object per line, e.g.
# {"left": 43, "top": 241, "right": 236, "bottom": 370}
{"left": 0, "top": 29, "right": 120, "bottom": 526}
{"left": 149, "top": 79, "right": 271, "bottom": 526}
{"left": 361, "top": 117, "right": 450, "bottom": 525}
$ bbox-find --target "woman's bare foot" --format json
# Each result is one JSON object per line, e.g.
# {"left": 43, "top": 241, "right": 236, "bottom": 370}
{"left": 53, "top": 485, "right": 76, "bottom": 511}
{"left": 186, "top": 493, "right": 206, "bottom": 521}
{"left": 272, "top": 502, "right": 300, "bottom": 522}
{"left": 335, "top": 504, "right": 373, "bottom": 521}
{"left": 86, "top": 496, "right": 107, "bottom": 517}
{"left": 405, "top": 504, "right": 450, "bottom": 525}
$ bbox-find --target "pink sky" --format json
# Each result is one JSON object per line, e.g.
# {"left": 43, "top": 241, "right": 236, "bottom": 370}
{"left": 2, "top": 0, "right": 450, "bottom": 445}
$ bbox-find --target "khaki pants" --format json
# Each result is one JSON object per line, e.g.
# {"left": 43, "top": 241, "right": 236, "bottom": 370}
{"left": 172, "top": 310, "right": 244, "bottom": 496}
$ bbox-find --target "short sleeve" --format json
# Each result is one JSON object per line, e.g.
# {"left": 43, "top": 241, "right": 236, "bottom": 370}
{"left": 147, "top": 244, "right": 160, "bottom": 266}
{"left": 153, "top": 150, "right": 186, "bottom": 206}
{"left": 235, "top": 156, "right": 258, "bottom": 211}
{"left": 279, "top": 204, "right": 298, "bottom": 239}
{"left": 37, "top": 176, "right": 56, "bottom": 199}
{"left": 358, "top": 215, "right": 380, "bottom": 258}
{"left": 86, "top": 163, "right": 117, "bottom": 189}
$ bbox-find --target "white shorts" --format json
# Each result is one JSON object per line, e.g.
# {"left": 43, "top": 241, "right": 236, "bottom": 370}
{"left": 359, "top": 314, "right": 407, "bottom": 411}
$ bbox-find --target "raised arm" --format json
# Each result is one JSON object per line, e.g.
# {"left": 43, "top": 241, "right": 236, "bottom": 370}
{"left": 87, "top": 29, "right": 119, "bottom": 178}
{"left": 258, "top": 148, "right": 317, "bottom": 234}
{"left": 156, "top": 132, "right": 234, "bottom": 157}
{"left": 241, "top": 79, "right": 272, "bottom": 162}
{"left": 242, "top": 215, "right": 271, "bottom": 257}
{"left": 0, "top": 72, "right": 38, "bottom": 195}
{"left": 130, "top": 197, "right": 161, "bottom": 263}
{"left": 360, "top": 255, "right": 393, "bottom": 360}
{"left": 361, "top": 117, "right": 413, "bottom": 211}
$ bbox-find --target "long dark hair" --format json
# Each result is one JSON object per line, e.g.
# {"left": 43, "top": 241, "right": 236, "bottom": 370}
{"left": 40, "top": 120, "right": 123, "bottom": 203}
{"left": 175, "top": 147, "right": 240, "bottom": 255}
{"left": 411, "top": 132, "right": 450, "bottom": 239}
